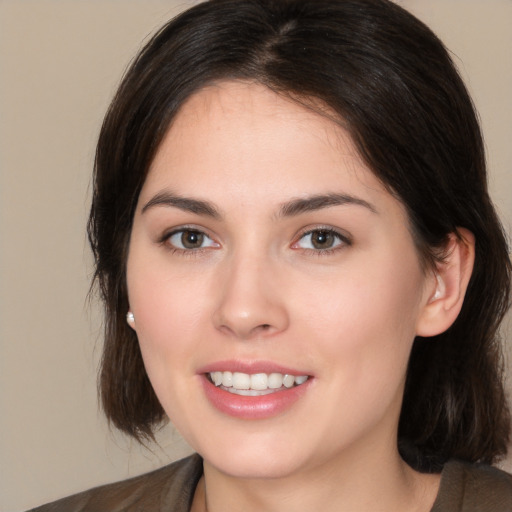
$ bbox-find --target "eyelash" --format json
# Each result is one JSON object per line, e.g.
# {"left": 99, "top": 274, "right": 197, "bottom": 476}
{"left": 158, "top": 226, "right": 351, "bottom": 256}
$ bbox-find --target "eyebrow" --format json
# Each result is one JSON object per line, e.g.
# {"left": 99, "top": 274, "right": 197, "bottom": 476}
{"left": 278, "top": 193, "right": 377, "bottom": 217}
{"left": 141, "top": 191, "right": 221, "bottom": 218}
{"left": 141, "top": 191, "right": 377, "bottom": 219}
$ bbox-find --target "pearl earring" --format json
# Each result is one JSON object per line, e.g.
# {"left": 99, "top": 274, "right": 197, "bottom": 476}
{"left": 126, "top": 311, "right": 135, "bottom": 325}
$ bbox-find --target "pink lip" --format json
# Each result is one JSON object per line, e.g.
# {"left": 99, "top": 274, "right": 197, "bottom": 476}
{"left": 197, "top": 360, "right": 311, "bottom": 376}
{"left": 198, "top": 360, "right": 313, "bottom": 420}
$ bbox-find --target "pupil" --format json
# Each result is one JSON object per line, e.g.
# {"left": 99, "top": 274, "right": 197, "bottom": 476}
{"left": 312, "top": 231, "right": 333, "bottom": 249}
{"left": 182, "top": 230, "right": 203, "bottom": 249}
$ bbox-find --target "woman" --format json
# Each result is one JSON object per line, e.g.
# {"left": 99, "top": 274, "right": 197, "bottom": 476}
{"left": 32, "top": 0, "right": 512, "bottom": 510}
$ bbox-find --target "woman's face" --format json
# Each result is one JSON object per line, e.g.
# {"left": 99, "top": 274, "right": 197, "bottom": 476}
{"left": 127, "top": 81, "right": 435, "bottom": 478}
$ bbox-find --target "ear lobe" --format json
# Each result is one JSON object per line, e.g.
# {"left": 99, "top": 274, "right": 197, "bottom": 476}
{"left": 416, "top": 228, "right": 475, "bottom": 337}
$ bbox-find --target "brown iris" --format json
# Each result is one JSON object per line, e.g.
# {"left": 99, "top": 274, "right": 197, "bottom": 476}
{"left": 180, "top": 230, "right": 204, "bottom": 249}
{"left": 310, "top": 230, "right": 336, "bottom": 249}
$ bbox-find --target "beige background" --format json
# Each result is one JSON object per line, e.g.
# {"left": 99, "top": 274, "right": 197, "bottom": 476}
{"left": 0, "top": 1, "right": 510, "bottom": 511}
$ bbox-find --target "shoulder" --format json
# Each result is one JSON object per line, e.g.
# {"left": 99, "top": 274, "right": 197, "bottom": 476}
{"left": 432, "top": 459, "right": 512, "bottom": 511}
{"left": 28, "top": 454, "right": 203, "bottom": 512}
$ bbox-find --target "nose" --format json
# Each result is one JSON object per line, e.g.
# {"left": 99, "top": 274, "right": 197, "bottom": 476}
{"left": 212, "top": 253, "right": 289, "bottom": 340}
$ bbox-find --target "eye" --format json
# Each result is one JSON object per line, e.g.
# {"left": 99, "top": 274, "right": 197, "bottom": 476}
{"left": 293, "top": 228, "right": 349, "bottom": 251}
{"left": 166, "top": 229, "right": 218, "bottom": 250}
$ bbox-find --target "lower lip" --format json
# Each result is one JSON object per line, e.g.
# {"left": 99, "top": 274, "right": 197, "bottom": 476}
{"left": 201, "top": 376, "right": 312, "bottom": 420}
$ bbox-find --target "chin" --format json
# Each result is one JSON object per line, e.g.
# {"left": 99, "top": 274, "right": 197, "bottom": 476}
{"left": 194, "top": 428, "right": 318, "bottom": 480}
{"left": 207, "top": 451, "right": 307, "bottom": 480}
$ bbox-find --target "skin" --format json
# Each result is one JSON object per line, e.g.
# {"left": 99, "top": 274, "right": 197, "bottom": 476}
{"left": 125, "top": 81, "right": 467, "bottom": 511}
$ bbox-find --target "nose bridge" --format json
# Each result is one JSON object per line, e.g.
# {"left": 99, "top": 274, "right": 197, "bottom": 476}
{"left": 213, "top": 244, "right": 289, "bottom": 339}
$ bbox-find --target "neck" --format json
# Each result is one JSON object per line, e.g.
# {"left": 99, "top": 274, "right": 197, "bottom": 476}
{"left": 194, "top": 442, "right": 440, "bottom": 512}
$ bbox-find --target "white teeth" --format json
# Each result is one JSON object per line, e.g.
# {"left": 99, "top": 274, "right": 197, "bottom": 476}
{"left": 283, "top": 374, "right": 295, "bottom": 388}
{"left": 250, "top": 373, "right": 268, "bottom": 391}
{"left": 221, "top": 371, "right": 232, "bottom": 387}
{"left": 294, "top": 375, "right": 308, "bottom": 385}
{"left": 227, "top": 388, "right": 273, "bottom": 396}
{"left": 268, "top": 373, "right": 283, "bottom": 389}
{"left": 209, "top": 371, "right": 309, "bottom": 391}
{"left": 232, "top": 372, "right": 250, "bottom": 390}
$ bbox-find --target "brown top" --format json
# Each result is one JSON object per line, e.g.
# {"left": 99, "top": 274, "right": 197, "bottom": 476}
{"left": 431, "top": 459, "right": 512, "bottom": 511}
{"left": 30, "top": 455, "right": 512, "bottom": 512}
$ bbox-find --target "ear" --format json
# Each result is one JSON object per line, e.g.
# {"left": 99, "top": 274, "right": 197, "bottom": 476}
{"left": 416, "top": 228, "right": 475, "bottom": 337}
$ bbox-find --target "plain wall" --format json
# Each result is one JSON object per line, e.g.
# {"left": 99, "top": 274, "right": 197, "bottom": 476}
{"left": 0, "top": 1, "right": 510, "bottom": 511}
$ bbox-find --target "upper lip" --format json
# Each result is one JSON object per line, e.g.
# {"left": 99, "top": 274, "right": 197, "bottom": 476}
{"left": 197, "top": 360, "right": 312, "bottom": 376}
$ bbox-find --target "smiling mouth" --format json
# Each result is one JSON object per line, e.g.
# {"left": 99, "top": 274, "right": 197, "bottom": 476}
{"left": 207, "top": 371, "right": 310, "bottom": 396}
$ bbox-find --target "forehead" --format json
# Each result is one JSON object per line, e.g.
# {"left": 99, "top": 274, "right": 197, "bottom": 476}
{"left": 172, "top": 80, "right": 340, "bottom": 131}
{"left": 165, "top": 81, "right": 354, "bottom": 156}
{"left": 147, "top": 82, "right": 372, "bottom": 187}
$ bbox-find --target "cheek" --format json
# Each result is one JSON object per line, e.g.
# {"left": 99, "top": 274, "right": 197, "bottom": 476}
{"left": 129, "top": 272, "right": 207, "bottom": 356}
{"left": 125, "top": 247, "right": 207, "bottom": 391}
{"left": 128, "top": 272, "right": 207, "bottom": 428}
{"left": 127, "top": 239, "right": 210, "bottom": 329}
{"left": 302, "top": 262, "right": 422, "bottom": 335}
{"left": 296, "top": 250, "right": 425, "bottom": 382}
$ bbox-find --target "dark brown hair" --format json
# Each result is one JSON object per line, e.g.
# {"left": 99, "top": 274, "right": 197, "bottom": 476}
{"left": 88, "top": 0, "right": 511, "bottom": 472}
